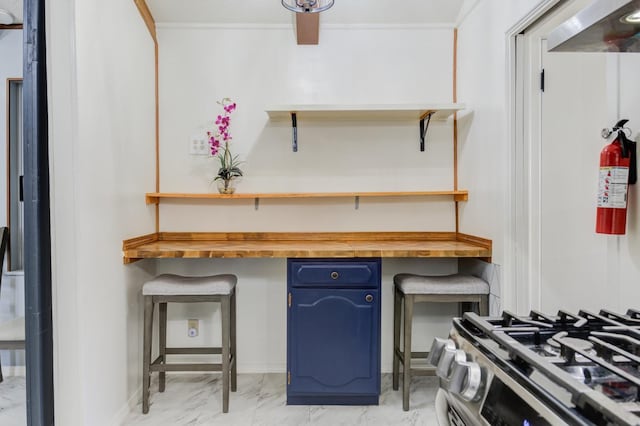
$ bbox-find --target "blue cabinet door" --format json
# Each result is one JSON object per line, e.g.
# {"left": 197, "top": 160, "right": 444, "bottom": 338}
{"left": 287, "top": 258, "right": 382, "bottom": 405}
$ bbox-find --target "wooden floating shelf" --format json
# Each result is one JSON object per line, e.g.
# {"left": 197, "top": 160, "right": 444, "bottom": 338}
{"left": 264, "top": 103, "right": 465, "bottom": 121}
{"left": 145, "top": 190, "right": 469, "bottom": 205}
{"left": 122, "top": 231, "right": 492, "bottom": 264}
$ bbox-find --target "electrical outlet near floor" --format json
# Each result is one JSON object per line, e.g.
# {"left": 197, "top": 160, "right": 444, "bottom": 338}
{"left": 187, "top": 319, "right": 199, "bottom": 337}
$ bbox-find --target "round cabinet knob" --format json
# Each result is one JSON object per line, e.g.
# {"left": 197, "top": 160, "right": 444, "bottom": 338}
{"left": 330, "top": 271, "right": 339, "bottom": 280}
{"left": 427, "top": 338, "right": 455, "bottom": 367}
{"left": 365, "top": 294, "right": 373, "bottom": 303}
{"left": 436, "top": 347, "right": 466, "bottom": 380}
{"left": 449, "top": 358, "right": 483, "bottom": 402}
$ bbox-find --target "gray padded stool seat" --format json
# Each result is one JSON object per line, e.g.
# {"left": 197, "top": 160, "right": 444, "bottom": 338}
{"left": 392, "top": 273, "right": 489, "bottom": 411}
{"left": 142, "top": 274, "right": 237, "bottom": 414}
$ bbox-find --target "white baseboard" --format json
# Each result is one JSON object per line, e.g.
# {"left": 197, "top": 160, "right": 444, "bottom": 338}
{"left": 238, "top": 364, "right": 286, "bottom": 374}
{"left": 110, "top": 385, "right": 142, "bottom": 426}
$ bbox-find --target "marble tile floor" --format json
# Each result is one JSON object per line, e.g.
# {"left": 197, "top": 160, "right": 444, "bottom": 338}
{"left": 0, "top": 374, "right": 442, "bottom": 426}
{"left": 0, "top": 376, "right": 26, "bottom": 426}
{"left": 122, "top": 373, "right": 441, "bottom": 426}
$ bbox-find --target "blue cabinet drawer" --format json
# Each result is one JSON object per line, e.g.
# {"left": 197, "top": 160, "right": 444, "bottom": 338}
{"left": 289, "top": 259, "right": 380, "bottom": 288}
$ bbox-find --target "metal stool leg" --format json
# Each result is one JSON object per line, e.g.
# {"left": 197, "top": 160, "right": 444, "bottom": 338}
{"left": 402, "top": 294, "right": 414, "bottom": 411}
{"left": 158, "top": 302, "right": 167, "bottom": 392}
{"left": 221, "top": 295, "right": 231, "bottom": 413}
{"left": 392, "top": 287, "right": 402, "bottom": 391}
{"left": 142, "top": 296, "right": 154, "bottom": 414}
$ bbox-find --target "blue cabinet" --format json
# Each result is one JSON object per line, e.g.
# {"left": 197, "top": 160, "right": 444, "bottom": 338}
{"left": 287, "top": 258, "right": 381, "bottom": 405}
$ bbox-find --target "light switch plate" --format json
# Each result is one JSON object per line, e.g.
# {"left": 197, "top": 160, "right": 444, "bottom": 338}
{"left": 189, "top": 135, "right": 209, "bottom": 156}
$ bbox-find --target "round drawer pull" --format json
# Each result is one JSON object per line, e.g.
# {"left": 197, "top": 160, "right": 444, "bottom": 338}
{"left": 330, "top": 271, "right": 339, "bottom": 280}
{"left": 365, "top": 294, "right": 374, "bottom": 303}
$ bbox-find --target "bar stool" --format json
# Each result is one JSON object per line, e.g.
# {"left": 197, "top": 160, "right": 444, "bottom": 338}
{"left": 142, "top": 273, "right": 237, "bottom": 414}
{"left": 392, "top": 273, "right": 489, "bottom": 411}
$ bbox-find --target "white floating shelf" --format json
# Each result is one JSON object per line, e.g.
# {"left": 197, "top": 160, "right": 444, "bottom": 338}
{"left": 265, "top": 103, "right": 464, "bottom": 121}
{"left": 265, "top": 103, "right": 466, "bottom": 152}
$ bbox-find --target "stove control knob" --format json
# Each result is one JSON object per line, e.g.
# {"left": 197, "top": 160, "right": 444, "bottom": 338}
{"left": 449, "top": 357, "right": 483, "bottom": 402}
{"left": 436, "top": 346, "right": 466, "bottom": 380}
{"left": 427, "top": 338, "right": 455, "bottom": 367}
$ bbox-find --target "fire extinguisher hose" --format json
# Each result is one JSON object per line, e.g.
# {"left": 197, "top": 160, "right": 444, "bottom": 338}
{"left": 613, "top": 119, "right": 636, "bottom": 185}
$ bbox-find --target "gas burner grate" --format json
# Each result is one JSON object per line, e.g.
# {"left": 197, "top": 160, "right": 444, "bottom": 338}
{"left": 458, "top": 308, "right": 640, "bottom": 425}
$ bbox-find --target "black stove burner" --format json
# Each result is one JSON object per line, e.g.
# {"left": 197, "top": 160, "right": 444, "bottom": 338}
{"left": 530, "top": 344, "right": 560, "bottom": 357}
{"left": 547, "top": 335, "right": 594, "bottom": 353}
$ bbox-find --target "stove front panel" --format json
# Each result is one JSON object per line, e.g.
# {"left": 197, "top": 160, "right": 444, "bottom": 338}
{"left": 438, "top": 330, "right": 574, "bottom": 426}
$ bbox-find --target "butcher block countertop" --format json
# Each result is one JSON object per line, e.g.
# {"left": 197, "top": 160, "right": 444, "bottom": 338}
{"left": 122, "top": 232, "right": 492, "bottom": 263}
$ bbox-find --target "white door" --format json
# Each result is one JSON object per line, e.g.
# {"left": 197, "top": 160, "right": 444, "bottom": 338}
{"left": 537, "top": 39, "right": 613, "bottom": 312}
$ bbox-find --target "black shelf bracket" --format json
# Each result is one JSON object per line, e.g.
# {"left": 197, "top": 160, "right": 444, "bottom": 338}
{"left": 291, "top": 112, "right": 298, "bottom": 152}
{"left": 419, "top": 111, "right": 434, "bottom": 152}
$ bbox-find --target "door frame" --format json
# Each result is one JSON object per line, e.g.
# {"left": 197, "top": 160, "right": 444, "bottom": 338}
{"left": 505, "top": 0, "right": 562, "bottom": 313}
{"left": 506, "top": 0, "right": 605, "bottom": 313}
{"left": 23, "top": 0, "right": 55, "bottom": 423}
{"left": 6, "top": 77, "right": 23, "bottom": 272}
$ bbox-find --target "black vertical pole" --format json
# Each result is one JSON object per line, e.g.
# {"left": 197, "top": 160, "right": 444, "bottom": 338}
{"left": 23, "top": 0, "right": 54, "bottom": 424}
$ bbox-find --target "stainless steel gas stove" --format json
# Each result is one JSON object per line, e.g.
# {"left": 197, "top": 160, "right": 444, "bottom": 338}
{"left": 428, "top": 309, "right": 640, "bottom": 425}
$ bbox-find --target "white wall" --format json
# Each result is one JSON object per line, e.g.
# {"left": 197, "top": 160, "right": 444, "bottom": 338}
{"left": 47, "top": 0, "right": 156, "bottom": 425}
{"left": 156, "top": 25, "right": 463, "bottom": 373}
{"left": 158, "top": 25, "right": 456, "bottom": 200}
{"left": 0, "top": 28, "right": 24, "bottom": 373}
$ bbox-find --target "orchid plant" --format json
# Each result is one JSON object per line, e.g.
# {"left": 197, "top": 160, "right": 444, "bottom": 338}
{"left": 208, "top": 98, "right": 243, "bottom": 192}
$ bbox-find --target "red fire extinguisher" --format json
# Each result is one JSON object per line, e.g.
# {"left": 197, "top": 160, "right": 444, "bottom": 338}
{"left": 596, "top": 119, "right": 636, "bottom": 235}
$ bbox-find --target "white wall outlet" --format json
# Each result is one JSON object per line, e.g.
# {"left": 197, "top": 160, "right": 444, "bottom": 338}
{"left": 189, "top": 135, "right": 209, "bottom": 156}
{"left": 187, "top": 319, "right": 199, "bottom": 337}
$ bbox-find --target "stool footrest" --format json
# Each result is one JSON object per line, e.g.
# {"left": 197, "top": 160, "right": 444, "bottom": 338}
{"left": 151, "top": 363, "right": 223, "bottom": 372}
{"left": 0, "top": 340, "right": 24, "bottom": 349}
{"left": 150, "top": 354, "right": 235, "bottom": 372}
{"left": 394, "top": 349, "right": 430, "bottom": 364}
{"left": 165, "top": 347, "right": 222, "bottom": 355}
{"left": 410, "top": 367, "right": 436, "bottom": 376}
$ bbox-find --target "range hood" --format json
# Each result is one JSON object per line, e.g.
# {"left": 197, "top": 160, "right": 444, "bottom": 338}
{"left": 548, "top": 0, "right": 640, "bottom": 52}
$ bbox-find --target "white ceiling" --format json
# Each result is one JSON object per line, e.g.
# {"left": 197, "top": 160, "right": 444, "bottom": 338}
{"left": 146, "top": 0, "right": 470, "bottom": 25}
{"left": 0, "top": 1, "right": 476, "bottom": 27}
{"left": 0, "top": 0, "right": 21, "bottom": 24}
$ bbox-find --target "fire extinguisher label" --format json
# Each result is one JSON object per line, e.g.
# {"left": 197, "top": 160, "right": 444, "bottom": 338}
{"left": 597, "top": 166, "right": 629, "bottom": 208}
